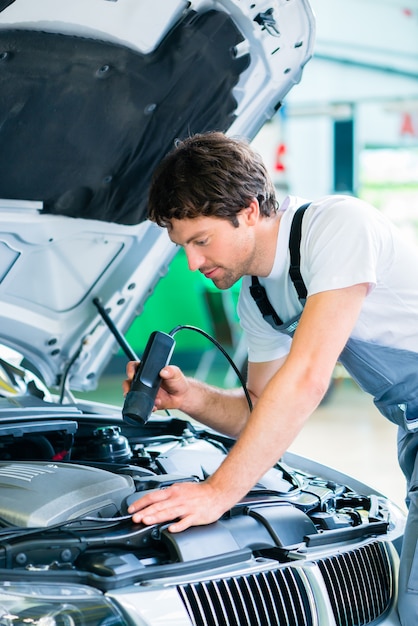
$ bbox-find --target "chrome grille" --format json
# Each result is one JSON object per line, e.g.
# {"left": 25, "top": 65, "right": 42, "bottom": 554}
{"left": 317, "top": 540, "right": 393, "bottom": 626}
{"left": 177, "top": 566, "right": 313, "bottom": 626}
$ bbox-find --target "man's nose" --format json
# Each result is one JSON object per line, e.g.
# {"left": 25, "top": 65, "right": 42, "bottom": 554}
{"left": 185, "top": 248, "right": 204, "bottom": 272}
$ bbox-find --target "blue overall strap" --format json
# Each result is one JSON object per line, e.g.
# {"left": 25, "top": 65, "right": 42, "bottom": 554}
{"left": 250, "top": 202, "right": 310, "bottom": 327}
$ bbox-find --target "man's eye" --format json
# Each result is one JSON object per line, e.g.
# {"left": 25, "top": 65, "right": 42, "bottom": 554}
{"left": 196, "top": 239, "right": 208, "bottom": 246}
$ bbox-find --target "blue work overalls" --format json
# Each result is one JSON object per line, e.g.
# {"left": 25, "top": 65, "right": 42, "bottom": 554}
{"left": 340, "top": 338, "right": 418, "bottom": 626}
{"left": 249, "top": 205, "right": 418, "bottom": 626}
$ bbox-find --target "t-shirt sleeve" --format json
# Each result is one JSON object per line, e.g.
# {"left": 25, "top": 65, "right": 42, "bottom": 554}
{"left": 303, "top": 197, "right": 389, "bottom": 296}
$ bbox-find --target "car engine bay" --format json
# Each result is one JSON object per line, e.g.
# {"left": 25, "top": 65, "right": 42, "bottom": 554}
{"left": 0, "top": 395, "right": 399, "bottom": 592}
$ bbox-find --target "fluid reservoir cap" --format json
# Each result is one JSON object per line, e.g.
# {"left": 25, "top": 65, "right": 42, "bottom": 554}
{"left": 89, "top": 426, "right": 132, "bottom": 463}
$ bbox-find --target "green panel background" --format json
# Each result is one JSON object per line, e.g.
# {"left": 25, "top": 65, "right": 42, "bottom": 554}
{"left": 125, "top": 250, "right": 219, "bottom": 362}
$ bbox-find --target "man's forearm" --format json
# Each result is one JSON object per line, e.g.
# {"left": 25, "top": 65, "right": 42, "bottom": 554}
{"left": 180, "top": 377, "right": 251, "bottom": 437}
{"left": 205, "top": 364, "right": 326, "bottom": 509}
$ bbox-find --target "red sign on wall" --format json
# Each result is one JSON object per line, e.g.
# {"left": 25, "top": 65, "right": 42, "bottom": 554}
{"left": 400, "top": 112, "right": 418, "bottom": 137}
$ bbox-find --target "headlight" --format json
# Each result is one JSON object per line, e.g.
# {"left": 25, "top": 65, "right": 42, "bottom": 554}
{"left": 0, "top": 583, "right": 127, "bottom": 626}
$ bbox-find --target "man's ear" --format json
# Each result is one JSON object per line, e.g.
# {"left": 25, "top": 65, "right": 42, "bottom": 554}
{"left": 241, "top": 198, "right": 260, "bottom": 226}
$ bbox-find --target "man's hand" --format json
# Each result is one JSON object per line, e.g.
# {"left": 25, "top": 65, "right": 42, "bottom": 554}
{"left": 123, "top": 360, "right": 252, "bottom": 438}
{"left": 127, "top": 481, "right": 228, "bottom": 533}
{"left": 123, "top": 361, "right": 190, "bottom": 412}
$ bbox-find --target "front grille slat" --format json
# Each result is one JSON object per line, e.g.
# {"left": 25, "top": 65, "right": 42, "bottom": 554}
{"left": 200, "top": 582, "right": 223, "bottom": 626}
{"left": 356, "top": 547, "right": 375, "bottom": 622}
{"left": 281, "top": 567, "right": 311, "bottom": 626}
{"left": 336, "top": 552, "right": 357, "bottom": 625}
{"left": 241, "top": 576, "right": 263, "bottom": 625}
{"left": 250, "top": 573, "right": 278, "bottom": 625}
{"left": 211, "top": 580, "right": 236, "bottom": 626}
{"left": 259, "top": 571, "right": 282, "bottom": 624}
{"left": 181, "top": 583, "right": 212, "bottom": 626}
{"left": 348, "top": 549, "right": 368, "bottom": 622}
{"left": 266, "top": 570, "right": 293, "bottom": 625}
{"left": 230, "top": 576, "right": 254, "bottom": 624}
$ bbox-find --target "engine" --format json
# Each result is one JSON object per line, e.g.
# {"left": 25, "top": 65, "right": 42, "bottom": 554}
{"left": 0, "top": 404, "right": 398, "bottom": 590}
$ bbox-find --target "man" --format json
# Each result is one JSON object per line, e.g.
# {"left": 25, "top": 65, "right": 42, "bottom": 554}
{"left": 124, "top": 131, "right": 418, "bottom": 626}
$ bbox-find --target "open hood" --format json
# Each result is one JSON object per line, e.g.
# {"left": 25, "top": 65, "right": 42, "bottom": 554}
{"left": 0, "top": 0, "right": 315, "bottom": 390}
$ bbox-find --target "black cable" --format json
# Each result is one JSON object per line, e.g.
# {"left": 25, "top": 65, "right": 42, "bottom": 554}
{"left": 169, "top": 324, "right": 253, "bottom": 412}
{"left": 92, "top": 297, "right": 252, "bottom": 412}
{"left": 0, "top": 514, "right": 156, "bottom": 542}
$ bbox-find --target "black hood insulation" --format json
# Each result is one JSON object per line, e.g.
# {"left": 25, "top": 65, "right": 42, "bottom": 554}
{"left": 0, "top": 10, "right": 250, "bottom": 224}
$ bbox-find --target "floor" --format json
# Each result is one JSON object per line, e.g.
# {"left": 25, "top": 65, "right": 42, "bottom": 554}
{"left": 82, "top": 367, "right": 408, "bottom": 513}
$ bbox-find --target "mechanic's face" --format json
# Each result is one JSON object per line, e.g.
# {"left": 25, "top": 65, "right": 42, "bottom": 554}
{"left": 168, "top": 210, "right": 257, "bottom": 290}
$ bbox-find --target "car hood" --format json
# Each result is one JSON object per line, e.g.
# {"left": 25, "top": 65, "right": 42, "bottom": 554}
{"left": 0, "top": 0, "right": 315, "bottom": 390}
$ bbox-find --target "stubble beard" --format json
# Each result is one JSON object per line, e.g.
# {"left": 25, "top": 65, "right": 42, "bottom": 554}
{"left": 211, "top": 270, "right": 241, "bottom": 290}
{"left": 210, "top": 256, "right": 254, "bottom": 290}
{"left": 209, "top": 234, "right": 257, "bottom": 290}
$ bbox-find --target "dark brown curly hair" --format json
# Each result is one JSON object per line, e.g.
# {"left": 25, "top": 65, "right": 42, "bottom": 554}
{"left": 147, "top": 132, "right": 278, "bottom": 228}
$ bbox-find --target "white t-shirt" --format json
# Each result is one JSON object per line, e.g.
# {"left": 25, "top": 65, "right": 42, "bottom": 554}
{"left": 238, "top": 194, "right": 418, "bottom": 363}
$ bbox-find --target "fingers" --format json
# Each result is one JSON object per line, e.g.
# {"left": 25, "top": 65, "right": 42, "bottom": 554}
{"left": 128, "top": 488, "right": 169, "bottom": 516}
{"left": 122, "top": 361, "right": 139, "bottom": 396}
{"left": 128, "top": 489, "right": 184, "bottom": 527}
{"left": 126, "top": 360, "right": 139, "bottom": 380}
{"left": 122, "top": 362, "right": 186, "bottom": 408}
{"left": 167, "top": 517, "right": 196, "bottom": 533}
{"left": 127, "top": 482, "right": 221, "bottom": 532}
